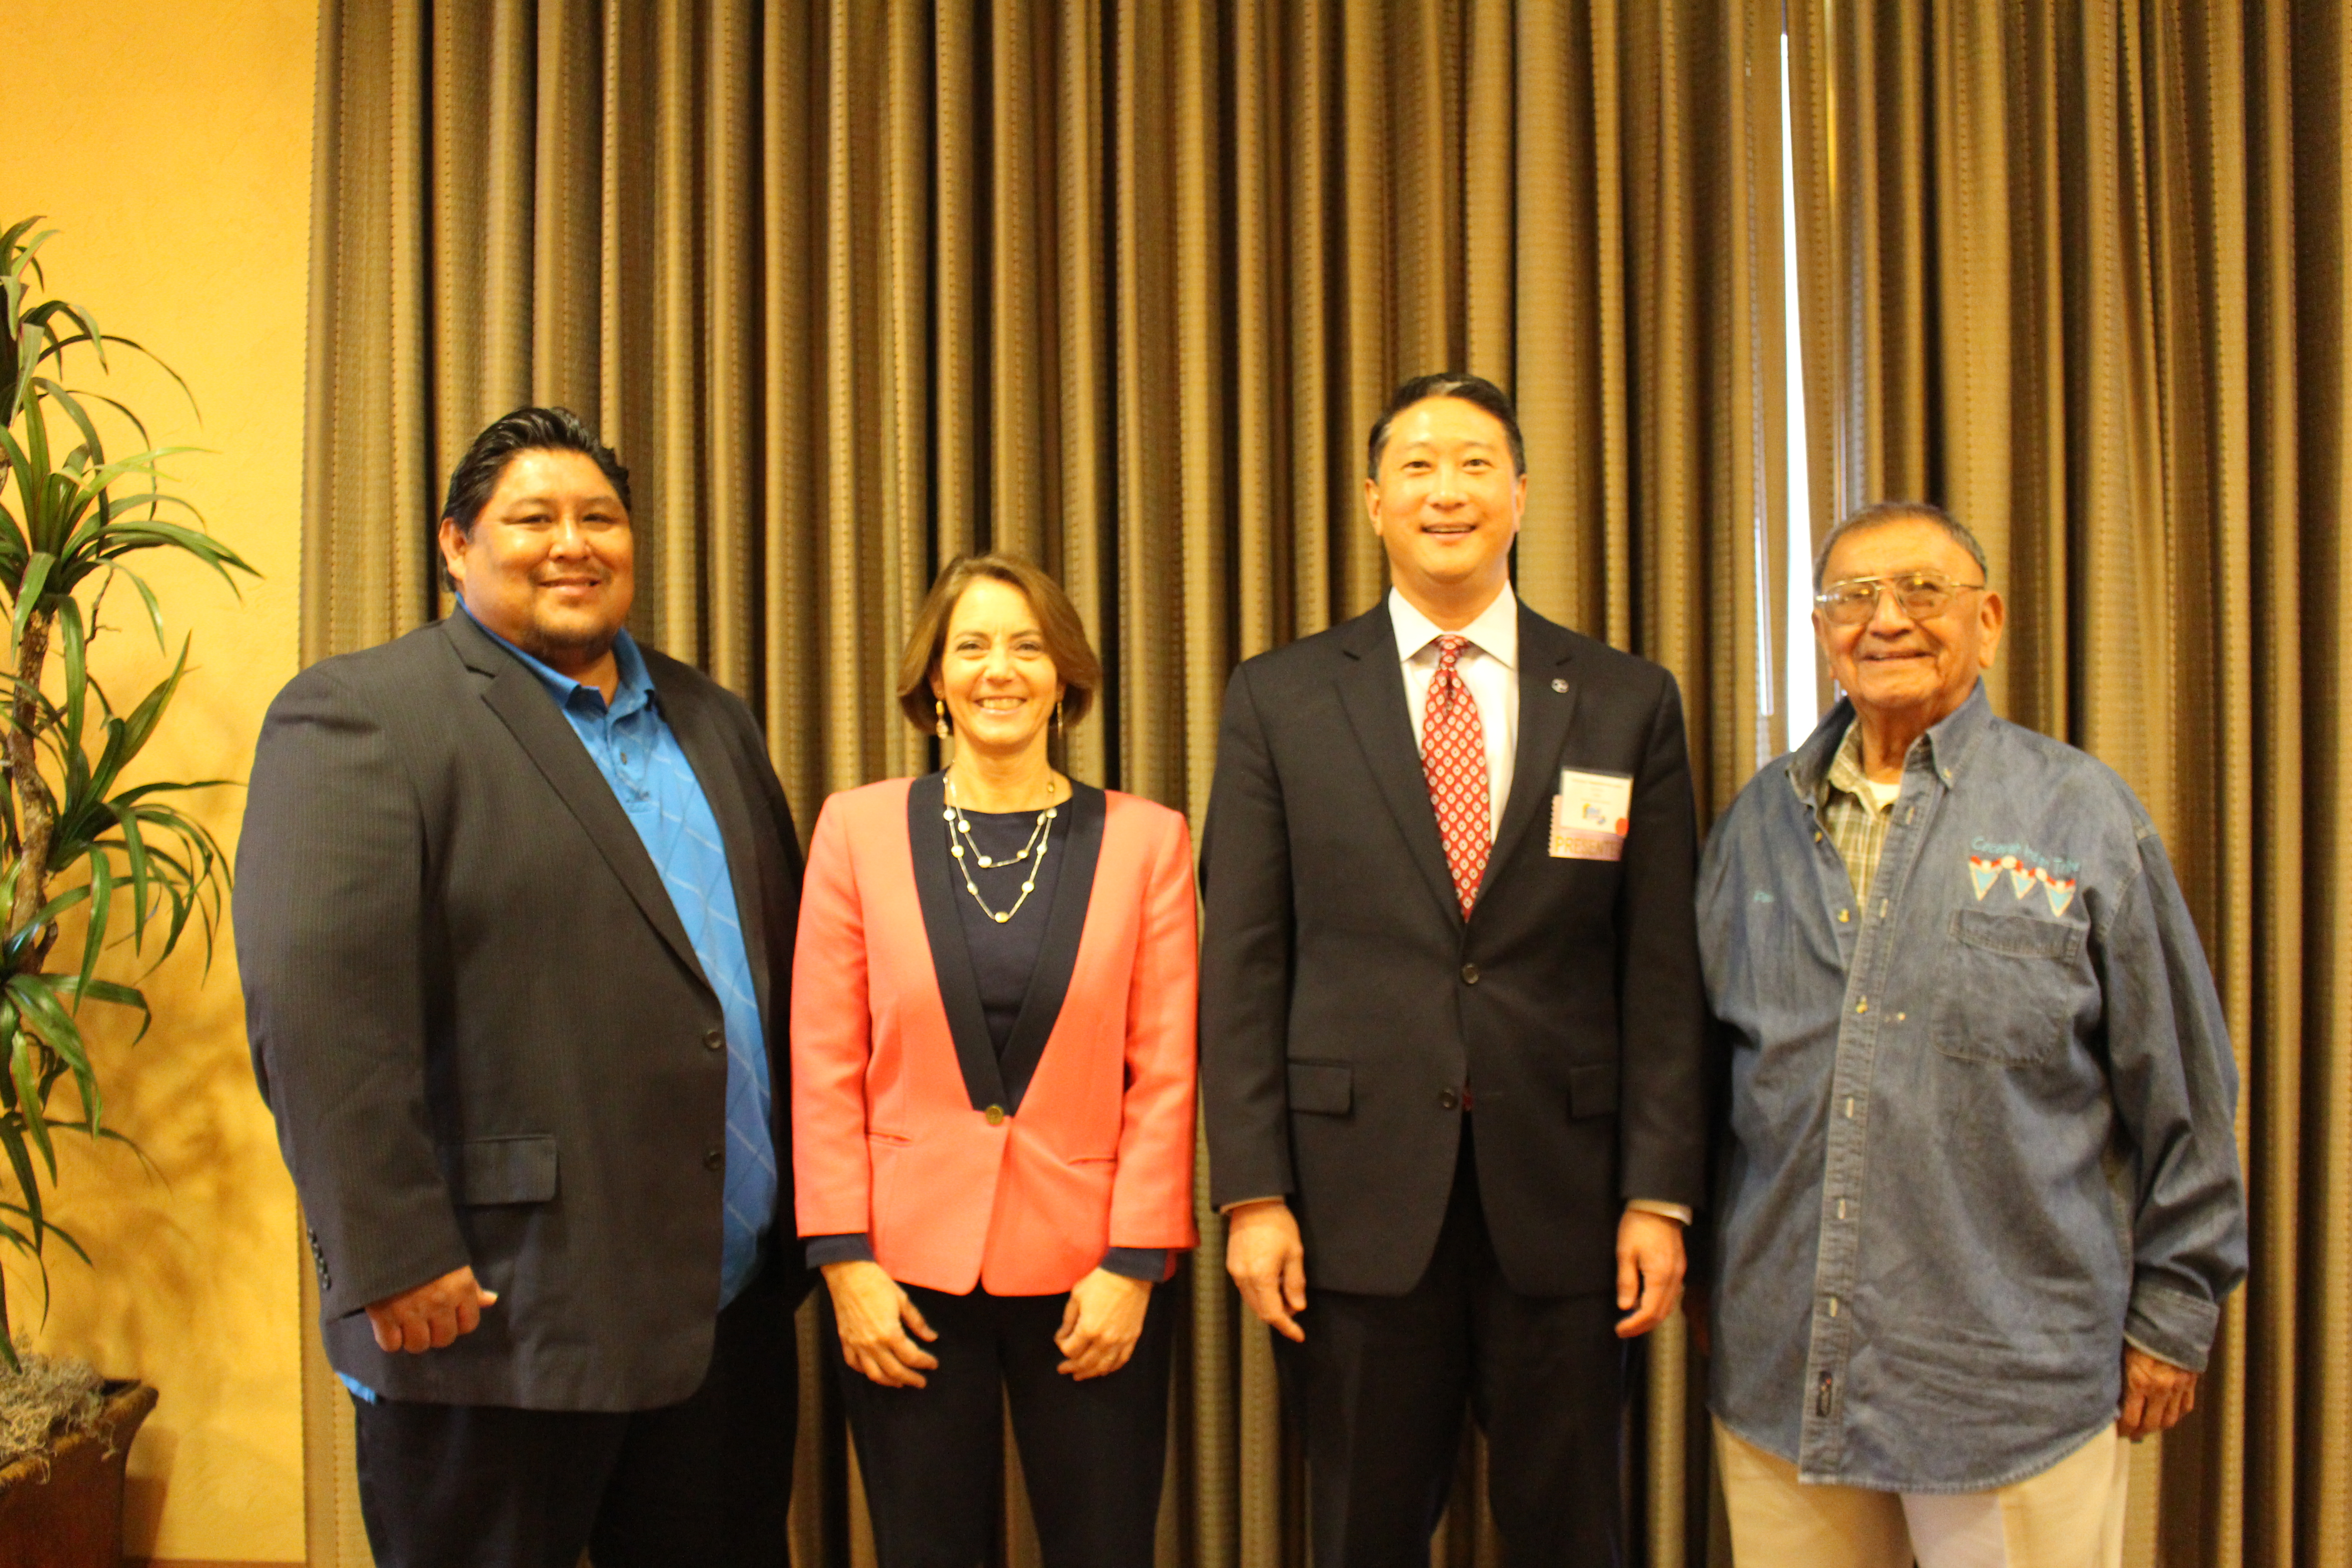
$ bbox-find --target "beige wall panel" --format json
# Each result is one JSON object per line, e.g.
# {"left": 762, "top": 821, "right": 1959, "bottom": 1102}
{"left": 9, "top": 0, "right": 316, "bottom": 1560}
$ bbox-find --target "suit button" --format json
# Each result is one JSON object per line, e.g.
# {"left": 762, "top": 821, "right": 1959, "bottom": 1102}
{"left": 1460, "top": 963, "right": 1480, "bottom": 985}
{"left": 703, "top": 1028, "right": 725, "bottom": 1051}
{"left": 703, "top": 1148, "right": 723, "bottom": 1171}
{"left": 985, "top": 1105, "right": 1006, "bottom": 1126}
{"left": 1438, "top": 1088, "right": 1460, "bottom": 1110}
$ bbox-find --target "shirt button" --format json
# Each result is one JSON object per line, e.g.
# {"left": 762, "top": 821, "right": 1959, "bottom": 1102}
{"left": 1855, "top": 998, "right": 1868, "bottom": 1014}
{"left": 1439, "top": 1088, "right": 1460, "bottom": 1110}
{"left": 985, "top": 1105, "right": 1006, "bottom": 1126}
{"left": 1460, "top": 963, "right": 1480, "bottom": 985}
{"left": 703, "top": 1028, "right": 725, "bottom": 1051}
{"left": 1837, "top": 909, "right": 1850, "bottom": 923}
{"left": 703, "top": 1148, "right": 723, "bottom": 1171}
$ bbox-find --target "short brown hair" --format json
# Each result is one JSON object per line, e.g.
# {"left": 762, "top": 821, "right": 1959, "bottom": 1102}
{"left": 895, "top": 554, "right": 1102, "bottom": 735}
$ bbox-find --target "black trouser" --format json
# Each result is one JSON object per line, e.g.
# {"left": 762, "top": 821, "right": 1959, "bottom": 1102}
{"left": 352, "top": 1267, "right": 797, "bottom": 1568}
{"left": 831, "top": 1274, "right": 1178, "bottom": 1568}
{"left": 1277, "top": 1132, "right": 1629, "bottom": 1568}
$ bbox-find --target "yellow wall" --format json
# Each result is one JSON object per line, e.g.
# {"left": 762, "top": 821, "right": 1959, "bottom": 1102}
{"left": 4, "top": 0, "right": 314, "bottom": 1559}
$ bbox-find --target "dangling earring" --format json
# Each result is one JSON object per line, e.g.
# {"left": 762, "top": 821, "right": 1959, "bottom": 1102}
{"left": 935, "top": 698, "right": 951, "bottom": 740}
{"left": 1053, "top": 696, "right": 1064, "bottom": 735}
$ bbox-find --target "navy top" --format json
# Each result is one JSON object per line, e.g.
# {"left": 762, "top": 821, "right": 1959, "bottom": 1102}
{"left": 952, "top": 804, "right": 1073, "bottom": 1055}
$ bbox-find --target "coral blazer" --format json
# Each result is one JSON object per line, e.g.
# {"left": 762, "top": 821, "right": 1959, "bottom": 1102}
{"left": 793, "top": 774, "right": 1199, "bottom": 1297}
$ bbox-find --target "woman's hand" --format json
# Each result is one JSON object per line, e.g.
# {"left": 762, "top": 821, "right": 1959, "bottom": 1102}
{"left": 1055, "top": 1268, "right": 1152, "bottom": 1380}
{"left": 823, "top": 1260, "right": 940, "bottom": 1387}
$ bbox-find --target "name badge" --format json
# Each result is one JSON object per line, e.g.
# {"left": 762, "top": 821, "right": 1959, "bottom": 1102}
{"left": 1550, "top": 768, "right": 1633, "bottom": 861}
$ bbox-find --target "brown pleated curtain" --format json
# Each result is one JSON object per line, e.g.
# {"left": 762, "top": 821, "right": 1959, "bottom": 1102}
{"left": 298, "top": 1, "right": 1787, "bottom": 1564}
{"left": 1784, "top": 3, "right": 2350, "bottom": 1566}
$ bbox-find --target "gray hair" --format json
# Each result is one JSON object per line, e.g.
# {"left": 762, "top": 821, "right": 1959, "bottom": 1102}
{"left": 1812, "top": 500, "right": 1989, "bottom": 589}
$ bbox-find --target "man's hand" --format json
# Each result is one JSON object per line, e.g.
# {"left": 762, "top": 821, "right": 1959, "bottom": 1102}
{"left": 2117, "top": 1346, "right": 2199, "bottom": 1440}
{"left": 823, "top": 1260, "right": 940, "bottom": 1388}
{"left": 1056, "top": 1269, "right": 1152, "bottom": 1379}
{"left": 1614, "top": 1209, "right": 1686, "bottom": 1338}
{"left": 364, "top": 1265, "right": 498, "bottom": 1353}
{"left": 1225, "top": 1199, "right": 1308, "bottom": 1343}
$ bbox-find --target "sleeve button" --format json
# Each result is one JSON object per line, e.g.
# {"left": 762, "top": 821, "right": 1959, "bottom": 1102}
{"left": 703, "top": 1148, "right": 724, "bottom": 1171}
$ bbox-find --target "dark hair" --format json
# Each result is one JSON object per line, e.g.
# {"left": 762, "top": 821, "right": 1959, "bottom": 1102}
{"left": 438, "top": 407, "right": 632, "bottom": 581}
{"left": 1366, "top": 372, "right": 1527, "bottom": 480}
{"left": 895, "top": 554, "right": 1102, "bottom": 735}
{"left": 1812, "top": 500, "right": 1989, "bottom": 589}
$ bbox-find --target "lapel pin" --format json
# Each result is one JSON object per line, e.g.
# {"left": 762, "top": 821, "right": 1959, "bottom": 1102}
{"left": 1551, "top": 678, "right": 1569, "bottom": 694}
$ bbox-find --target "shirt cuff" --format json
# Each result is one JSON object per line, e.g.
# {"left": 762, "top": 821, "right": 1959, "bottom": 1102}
{"left": 2123, "top": 1282, "right": 2220, "bottom": 1373}
{"left": 1100, "top": 1247, "right": 1166, "bottom": 1281}
{"left": 804, "top": 1233, "right": 877, "bottom": 1269}
{"left": 1216, "top": 1195, "right": 1287, "bottom": 1216}
{"left": 1625, "top": 1198, "right": 1694, "bottom": 1225}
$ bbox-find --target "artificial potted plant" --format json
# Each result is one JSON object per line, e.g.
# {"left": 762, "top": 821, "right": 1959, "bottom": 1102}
{"left": 0, "top": 219, "right": 253, "bottom": 1561}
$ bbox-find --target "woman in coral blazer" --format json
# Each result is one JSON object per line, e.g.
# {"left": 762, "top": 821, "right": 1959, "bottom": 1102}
{"left": 792, "top": 553, "right": 1197, "bottom": 1567}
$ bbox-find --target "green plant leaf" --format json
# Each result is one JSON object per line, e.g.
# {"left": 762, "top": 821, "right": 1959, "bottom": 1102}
{"left": 10, "top": 551, "right": 54, "bottom": 645}
{"left": 55, "top": 595, "right": 84, "bottom": 751}
{"left": 9, "top": 1035, "right": 55, "bottom": 1178}
{"left": 0, "top": 1116, "right": 43, "bottom": 1252}
{"left": 75, "top": 855, "right": 111, "bottom": 1010}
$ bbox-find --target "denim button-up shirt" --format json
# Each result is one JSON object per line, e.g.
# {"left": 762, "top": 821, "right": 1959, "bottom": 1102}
{"left": 1699, "top": 684, "right": 2245, "bottom": 1491}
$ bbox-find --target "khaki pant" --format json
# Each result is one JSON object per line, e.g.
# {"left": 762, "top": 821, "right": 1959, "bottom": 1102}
{"left": 1715, "top": 1417, "right": 2128, "bottom": 1568}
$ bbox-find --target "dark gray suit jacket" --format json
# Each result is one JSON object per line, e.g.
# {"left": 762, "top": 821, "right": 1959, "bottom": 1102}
{"left": 1199, "top": 598, "right": 1707, "bottom": 1298}
{"left": 237, "top": 611, "right": 804, "bottom": 1411}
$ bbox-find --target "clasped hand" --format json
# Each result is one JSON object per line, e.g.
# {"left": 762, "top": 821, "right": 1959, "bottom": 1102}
{"left": 823, "top": 1260, "right": 1150, "bottom": 1388}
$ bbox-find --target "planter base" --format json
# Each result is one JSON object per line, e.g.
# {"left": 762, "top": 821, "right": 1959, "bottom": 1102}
{"left": 0, "top": 1380, "right": 158, "bottom": 1567}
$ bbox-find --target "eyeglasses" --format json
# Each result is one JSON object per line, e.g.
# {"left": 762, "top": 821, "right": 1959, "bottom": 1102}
{"left": 1813, "top": 571, "right": 1987, "bottom": 626}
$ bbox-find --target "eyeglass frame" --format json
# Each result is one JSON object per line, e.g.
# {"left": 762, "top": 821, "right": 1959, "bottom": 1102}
{"left": 1812, "top": 570, "right": 1989, "bottom": 626}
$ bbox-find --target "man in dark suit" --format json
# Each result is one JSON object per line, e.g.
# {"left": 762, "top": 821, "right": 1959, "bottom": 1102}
{"left": 1201, "top": 374, "right": 1707, "bottom": 1566}
{"left": 237, "top": 407, "right": 805, "bottom": 1568}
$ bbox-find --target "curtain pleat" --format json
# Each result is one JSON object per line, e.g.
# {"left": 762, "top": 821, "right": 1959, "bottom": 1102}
{"left": 303, "top": 4, "right": 1783, "bottom": 1563}
{"left": 1786, "top": 2, "right": 2351, "bottom": 1563}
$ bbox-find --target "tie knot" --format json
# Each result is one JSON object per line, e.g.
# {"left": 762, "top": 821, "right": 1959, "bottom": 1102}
{"left": 1435, "top": 634, "right": 1468, "bottom": 670}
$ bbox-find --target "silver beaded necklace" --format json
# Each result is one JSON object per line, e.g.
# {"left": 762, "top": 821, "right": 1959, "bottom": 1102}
{"left": 943, "top": 773, "right": 1058, "bottom": 924}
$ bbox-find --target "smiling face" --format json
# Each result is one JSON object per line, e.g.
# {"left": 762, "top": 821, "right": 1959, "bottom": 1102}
{"left": 438, "top": 447, "right": 635, "bottom": 679}
{"left": 1365, "top": 396, "right": 1526, "bottom": 623}
{"left": 1814, "top": 515, "right": 2004, "bottom": 733}
{"left": 929, "top": 576, "right": 1064, "bottom": 765}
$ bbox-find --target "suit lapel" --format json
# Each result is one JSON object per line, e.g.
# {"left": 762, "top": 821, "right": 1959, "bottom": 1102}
{"left": 651, "top": 669, "right": 771, "bottom": 1023}
{"left": 997, "top": 784, "right": 1104, "bottom": 1114}
{"left": 1480, "top": 605, "right": 1581, "bottom": 906}
{"left": 1333, "top": 605, "right": 1463, "bottom": 927}
{"left": 906, "top": 773, "right": 1012, "bottom": 1113}
{"left": 445, "top": 616, "right": 707, "bottom": 985}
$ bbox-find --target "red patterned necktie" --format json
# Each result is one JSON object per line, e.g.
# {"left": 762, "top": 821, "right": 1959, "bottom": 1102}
{"left": 1421, "top": 634, "right": 1490, "bottom": 919}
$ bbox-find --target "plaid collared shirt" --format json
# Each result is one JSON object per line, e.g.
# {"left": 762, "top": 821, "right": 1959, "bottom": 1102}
{"left": 1819, "top": 719, "right": 1897, "bottom": 901}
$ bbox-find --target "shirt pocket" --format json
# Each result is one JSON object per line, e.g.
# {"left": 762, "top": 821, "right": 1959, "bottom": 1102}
{"left": 1932, "top": 909, "right": 2084, "bottom": 1066}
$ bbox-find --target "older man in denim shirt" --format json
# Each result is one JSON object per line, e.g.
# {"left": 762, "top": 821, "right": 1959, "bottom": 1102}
{"left": 1699, "top": 503, "right": 2245, "bottom": 1568}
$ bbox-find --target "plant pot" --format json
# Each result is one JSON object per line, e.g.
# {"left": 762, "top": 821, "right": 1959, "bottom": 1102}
{"left": 0, "top": 1379, "right": 157, "bottom": 1567}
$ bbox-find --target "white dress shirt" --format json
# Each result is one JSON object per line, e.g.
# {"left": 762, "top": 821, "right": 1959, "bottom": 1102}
{"left": 1389, "top": 584, "right": 1519, "bottom": 838}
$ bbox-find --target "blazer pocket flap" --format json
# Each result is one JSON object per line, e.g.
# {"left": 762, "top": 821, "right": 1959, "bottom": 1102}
{"left": 1951, "top": 907, "right": 2081, "bottom": 960}
{"left": 1287, "top": 1060, "right": 1353, "bottom": 1116}
{"left": 1568, "top": 1063, "right": 1620, "bottom": 1119}
{"left": 439, "top": 1135, "right": 559, "bottom": 1205}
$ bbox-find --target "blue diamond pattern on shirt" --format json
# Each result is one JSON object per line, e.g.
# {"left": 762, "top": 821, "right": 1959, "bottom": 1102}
{"left": 461, "top": 603, "right": 776, "bottom": 1308}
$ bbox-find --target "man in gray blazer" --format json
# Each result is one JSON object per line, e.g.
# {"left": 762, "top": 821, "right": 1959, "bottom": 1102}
{"left": 237, "top": 407, "right": 804, "bottom": 1568}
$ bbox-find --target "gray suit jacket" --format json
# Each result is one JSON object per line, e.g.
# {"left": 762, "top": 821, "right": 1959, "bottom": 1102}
{"left": 237, "top": 611, "right": 804, "bottom": 1411}
{"left": 1199, "top": 599, "right": 1707, "bottom": 1298}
